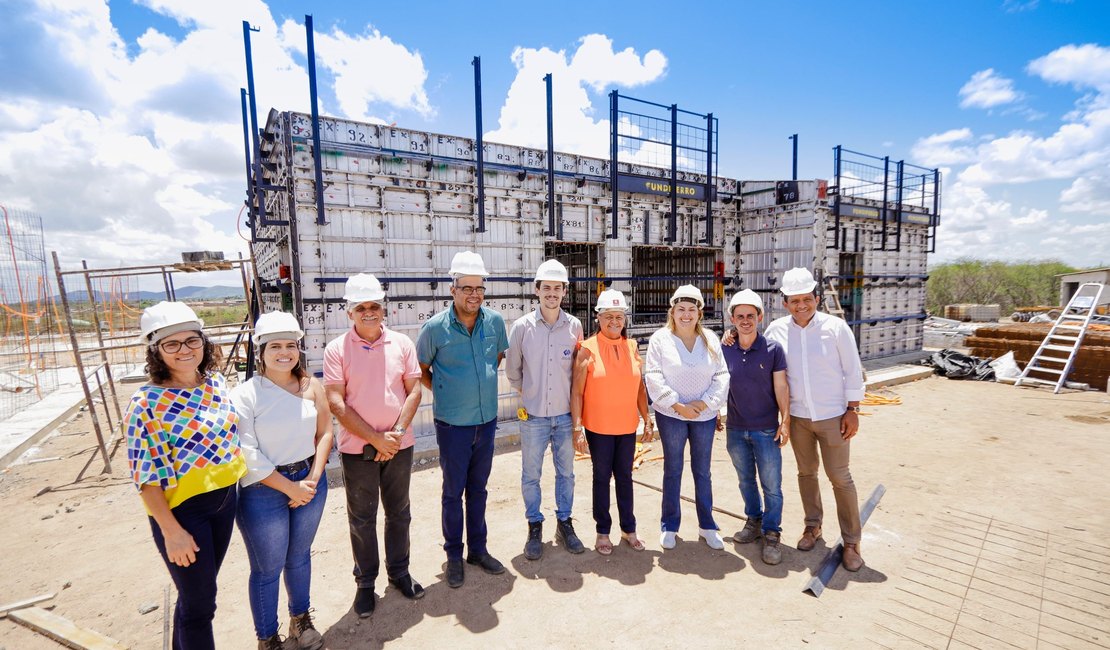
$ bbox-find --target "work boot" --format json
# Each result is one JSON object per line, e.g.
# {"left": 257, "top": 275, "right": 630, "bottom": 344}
{"left": 258, "top": 634, "right": 284, "bottom": 650}
{"left": 556, "top": 518, "right": 586, "bottom": 554}
{"left": 466, "top": 553, "right": 506, "bottom": 575}
{"left": 446, "top": 559, "right": 465, "bottom": 588}
{"left": 842, "top": 542, "right": 864, "bottom": 572}
{"left": 762, "top": 531, "right": 782, "bottom": 565}
{"left": 797, "top": 525, "right": 822, "bottom": 552}
{"left": 524, "top": 521, "right": 543, "bottom": 560}
{"left": 289, "top": 610, "right": 323, "bottom": 650}
{"left": 353, "top": 586, "right": 376, "bottom": 618}
{"left": 733, "top": 518, "right": 762, "bottom": 544}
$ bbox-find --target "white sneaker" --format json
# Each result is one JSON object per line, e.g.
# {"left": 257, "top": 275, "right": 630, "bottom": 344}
{"left": 700, "top": 528, "right": 724, "bottom": 550}
{"left": 659, "top": 531, "right": 677, "bottom": 549}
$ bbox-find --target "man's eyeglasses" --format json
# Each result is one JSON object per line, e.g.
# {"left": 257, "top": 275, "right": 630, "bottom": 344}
{"left": 455, "top": 285, "right": 486, "bottom": 296}
{"left": 159, "top": 336, "right": 205, "bottom": 354}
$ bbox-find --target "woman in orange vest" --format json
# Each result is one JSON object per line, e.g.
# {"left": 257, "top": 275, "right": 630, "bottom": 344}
{"left": 570, "top": 289, "right": 654, "bottom": 554}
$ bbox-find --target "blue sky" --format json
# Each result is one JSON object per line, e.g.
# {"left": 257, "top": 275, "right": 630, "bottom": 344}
{"left": 2, "top": 0, "right": 1108, "bottom": 286}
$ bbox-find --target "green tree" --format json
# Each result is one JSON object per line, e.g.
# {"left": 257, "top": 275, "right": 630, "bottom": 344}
{"left": 926, "top": 259, "right": 1076, "bottom": 315}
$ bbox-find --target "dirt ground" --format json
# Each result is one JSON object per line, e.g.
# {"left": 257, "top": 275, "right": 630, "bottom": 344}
{"left": 1, "top": 375, "right": 1109, "bottom": 649}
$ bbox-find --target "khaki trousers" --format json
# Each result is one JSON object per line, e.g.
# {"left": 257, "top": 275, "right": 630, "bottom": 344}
{"left": 790, "top": 416, "right": 862, "bottom": 544}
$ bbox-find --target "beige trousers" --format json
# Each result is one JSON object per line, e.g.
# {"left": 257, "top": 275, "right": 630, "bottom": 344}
{"left": 790, "top": 415, "right": 862, "bottom": 544}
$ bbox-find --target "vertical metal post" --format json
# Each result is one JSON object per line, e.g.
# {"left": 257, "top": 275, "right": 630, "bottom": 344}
{"left": 930, "top": 168, "right": 940, "bottom": 253}
{"left": 704, "top": 113, "right": 714, "bottom": 245}
{"left": 881, "top": 156, "right": 890, "bottom": 251}
{"left": 161, "top": 270, "right": 172, "bottom": 300}
{"left": 473, "top": 56, "right": 486, "bottom": 233}
{"left": 790, "top": 134, "right": 798, "bottom": 180}
{"left": 80, "top": 261, "right": 122, "bottom": 424}
{"left": 668, "top": 103, "right": 678, "bottom": 244}
{"left": 305, "top": 15, "right": 327, "bottom": 226}
{"left": 167, "top": 272, "right": 177, "bottom": 301}
{"left": 545, "top": 73, "right": 556, "bottom": 237}
{"left": 832, "top": 145, "right": 842, "bottom": 250}
{"left": 240, "top": 88, "right": 255, "bottom": 240}
{"left": 242, "top": 21, "right": 270, "bottom": 224}
{"left": 894, "top": 160, "right": 905, "bottom": 252}
{"left": 52, "top": 252, "right": 111, "bottom": 474}
{"left": 237, "top": 253, "right": 258, "bottom": 378}
{"left": 608, "top": 90, "right": 618, "bottom": 240}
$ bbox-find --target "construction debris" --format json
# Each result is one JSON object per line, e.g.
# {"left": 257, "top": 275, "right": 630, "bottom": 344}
{"left": 8, "top": 607, "right": 127, "bottom": 649}
{"left": 0, "top": 592, "right": 56, "bottom": 618}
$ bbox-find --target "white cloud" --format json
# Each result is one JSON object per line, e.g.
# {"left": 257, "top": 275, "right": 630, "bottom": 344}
{"left": 0, "top": 1, "right": 434, "bottom": 274}
{"left": 1028, "top": 43, "right": 1110, "bottom": 93}
{"left": 1059, "top": 174, "right": 1110, "bottom": 215}
{"left": 959, "top": 69, "right": 1021, "bottom": 109}
{"left": 485, "top": 34, "right": 667, "bottom": 158}
{"left": 911, "top": 128, "right": 977, "bottom": 166}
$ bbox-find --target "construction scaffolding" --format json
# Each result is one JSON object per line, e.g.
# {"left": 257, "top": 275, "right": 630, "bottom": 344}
{"left": 0, "top": 205, "right": 59, "bottom": 423}
{"left": 51, "top": 254, "right": 253, "bottom": 477}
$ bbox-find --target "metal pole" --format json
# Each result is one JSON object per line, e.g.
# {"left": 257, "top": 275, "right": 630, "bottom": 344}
{"left": 52, "top": 251, "right": 111, "bottom": 474}
{"left": 894, "top": 160, "right": 904, "bottom": 252}
{"left": 473, "top": 56, "right": 486, "bottom": 233}
{"left": 930, "top": 168, "right": 940, "bottom": 253}
{"left": 545, "top": 73, "right": 555, "bottom": 237}
{"left": 242, "top": 21, "right": 270, "bottom": 225}
{"left": 832, "top": 145, "right": 842, "bottom": 250}
{"left": 306, "top": 15, "right": 327, "bottom": 226}
{"left": 704, "top": 113, "right": 714, "bottom": 245}
{"left": 881, "top": 156, "right": 890, "bottom": 251}
{"left": 80, "top": 260, "right": 122, "bottom": 425}
{"left": 669, "top": 103, "right": 678, "bottom": 244}
{"left": 790, "top": 134, "right": 798, "bottom": 181}
{"left": 609, "top": 90, "right": 618, "bottom": 240}
{"left": 240, "top": 88, "right": 255, "bottom": 240}
{"left": 237, "top": 252, "right": 257, "bottom": 378}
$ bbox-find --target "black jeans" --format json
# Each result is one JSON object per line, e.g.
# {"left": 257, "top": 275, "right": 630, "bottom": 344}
{"left": 585, "top": 431, "right": 637, "bottom": 535}
{"left": 434, "top": 419, "right": 496, "bottom": 560}
{"left": 149, "top": 485, "right": 238, "bottom": 650}
{"left": 342, "top": 446, "right": 414, "bottom": 587}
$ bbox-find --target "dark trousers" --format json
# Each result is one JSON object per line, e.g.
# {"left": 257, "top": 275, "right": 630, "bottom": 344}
{"left": 585, "top": 431, "right": 637, "bottom": 535}
{"left": 149, "top": 485, "right": 237, "bottom": 650}
{"left": 435, "top": 418, "right": 496, "bottom": 560}
{"left": 341, "top": 446, "right": 414, "bottom": 587}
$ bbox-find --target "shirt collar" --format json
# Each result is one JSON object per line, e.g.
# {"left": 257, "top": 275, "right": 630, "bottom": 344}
{"left": 350, "top": 325, "right": 389, "bottom": 347}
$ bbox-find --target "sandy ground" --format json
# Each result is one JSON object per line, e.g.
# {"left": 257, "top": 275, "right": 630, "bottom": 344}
{"left": 1, "top": 375, "right": 1109, "bottom": 649}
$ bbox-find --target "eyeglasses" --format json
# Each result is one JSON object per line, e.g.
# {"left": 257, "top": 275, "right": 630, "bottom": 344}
{"left": 455, "top": 285, "right": 486, "bottom": 296}
{"left": 159, "top": 336, "right": 204, "bottom": 354}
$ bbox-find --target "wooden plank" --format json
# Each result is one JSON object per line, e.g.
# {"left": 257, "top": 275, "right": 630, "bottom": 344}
{"left": 0, "top": 592, "right": 55, "bottom": 618}
{"left": 8, "top": 607, "right": 127, "bottom": 650}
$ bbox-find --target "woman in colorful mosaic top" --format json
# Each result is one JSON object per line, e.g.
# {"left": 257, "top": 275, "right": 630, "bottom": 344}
{"left": 232, "top": 312, "right": 333, "bottom": 650}
{"left": 125, "top": 301, "right": 246, "bottom": 650}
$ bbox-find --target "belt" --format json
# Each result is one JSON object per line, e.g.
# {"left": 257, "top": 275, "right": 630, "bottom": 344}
{"left": 274, "top": 456, "right": 313, "bottom": 475}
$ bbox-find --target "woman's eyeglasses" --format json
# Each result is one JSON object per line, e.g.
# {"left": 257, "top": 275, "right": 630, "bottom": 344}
{"left": 159, "top": 336, "right": 205, "bottom": 354}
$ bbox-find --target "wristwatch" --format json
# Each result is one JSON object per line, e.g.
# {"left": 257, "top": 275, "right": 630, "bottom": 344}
{"left": 393, "top": 425, "right": 405, "bottom": 433}
{"left": 845, "top": 405, "right": 860, "bottom": 413}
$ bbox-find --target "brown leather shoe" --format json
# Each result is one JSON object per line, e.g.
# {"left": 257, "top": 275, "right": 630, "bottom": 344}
{"left": 842, "top": 543, "right": 864, "bottom": 572}
{"left": 797, "top": 525, "right": 822, "bottom": 551}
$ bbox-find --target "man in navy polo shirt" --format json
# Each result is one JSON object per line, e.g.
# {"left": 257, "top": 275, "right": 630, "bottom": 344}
{"left": 721, "top": 289, "right": 790, "bottom": 565}
{"left": 416, "top": 250, "right": 510, "bottom": 588}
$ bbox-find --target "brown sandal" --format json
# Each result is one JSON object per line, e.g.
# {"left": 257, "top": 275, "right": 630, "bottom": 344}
{"left": 620, "top": 533, "right": 645, "bottom": 551}
{"left": 595, "top": 535, "right": 613, "bottom": 555}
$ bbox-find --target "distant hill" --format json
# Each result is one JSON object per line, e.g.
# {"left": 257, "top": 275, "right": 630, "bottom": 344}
{"left": 60, "top": 285, "right": 245, "bottom": 302}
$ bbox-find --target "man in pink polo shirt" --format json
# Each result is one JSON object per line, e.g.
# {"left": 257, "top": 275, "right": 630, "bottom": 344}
{"left": 324, "top": 273, "right": 424, "bottom": 619}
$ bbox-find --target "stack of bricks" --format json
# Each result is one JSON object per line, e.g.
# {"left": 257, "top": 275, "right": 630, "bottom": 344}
{"left": 967, "top": 323, "right": 1110, "bottom": 389}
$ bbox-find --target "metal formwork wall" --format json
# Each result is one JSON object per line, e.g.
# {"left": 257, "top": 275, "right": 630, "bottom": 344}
{"left": 734, "top": 180, "right": 932, "bottom": 361}
{"left": 251, "top": 111, "right": 738, "bottom": 439}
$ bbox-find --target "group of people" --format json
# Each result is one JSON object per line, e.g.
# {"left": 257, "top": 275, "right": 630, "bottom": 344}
{"left": 125, "top": 250, "right": 866, "bottom": 649}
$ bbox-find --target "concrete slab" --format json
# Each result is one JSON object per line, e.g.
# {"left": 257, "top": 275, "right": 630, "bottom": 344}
{"left": 866, "top": 364, "right": 935, "bottom": 390}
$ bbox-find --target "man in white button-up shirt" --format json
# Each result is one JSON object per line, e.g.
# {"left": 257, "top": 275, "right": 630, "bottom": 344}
{"left": 764, "top": 267, "right": 866, "bottom": 572}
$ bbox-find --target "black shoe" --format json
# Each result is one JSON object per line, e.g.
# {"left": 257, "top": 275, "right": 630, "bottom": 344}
{"left": 556, "top": 518, "right": 586, "bottom": 554}
{"left": 446, "top": 559, "right": 465, "bottom": 588}
{"left": 524, "top": 521, "right": 543, "bottom": 560}
{"left": 466, "top": 552, "right": 507, "bottom": 575}
{"left": 353, "top": 587, "right": 376, "bottom": 618}
{"left": 388, "top": 574, "right": 426, "bottom": 600}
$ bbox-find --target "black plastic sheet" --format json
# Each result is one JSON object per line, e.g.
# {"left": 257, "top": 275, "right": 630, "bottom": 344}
{"left": 922, "top": 349, "right": 996, "bottom": 381}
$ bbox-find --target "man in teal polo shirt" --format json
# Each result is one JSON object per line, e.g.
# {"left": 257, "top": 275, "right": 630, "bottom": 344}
{"left": 416, "top": 250, "right": 509, "bottom": 588}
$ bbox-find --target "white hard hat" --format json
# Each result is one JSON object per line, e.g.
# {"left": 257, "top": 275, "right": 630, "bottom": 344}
{"left": 139, "top": 301, "right": 204, "bottom": 344}
{"left": 343, "top": 273, "right": 385, "bottom": 304}
{"left": 253, "top": 311, "right": 305, "bottom": 345}
{"left": 449, "top": 250, "right": 489, "bottom": 278}
{"left": 669, "top": 284, "right": 705, "bottom": 309}
{"left": 728, "top": 289, "right": 764, "bottom": 314}
{"left": 594, "top": 289, "right": 628, "bottom": 313}
{"left": 534, "top": 259, "right": 569, "bottom": 284}
{"left": 780, "top": 267, "right": 818, "bottom": 296}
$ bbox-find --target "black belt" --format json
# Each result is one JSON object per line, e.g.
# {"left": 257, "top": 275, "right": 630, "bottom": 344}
{"left": 275, "top": 456, "right": 313, "bottom": 474}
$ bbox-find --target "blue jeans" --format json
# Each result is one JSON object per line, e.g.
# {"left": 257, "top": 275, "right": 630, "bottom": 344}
{"left": 236, "top": 465, "right": 328, "bottom": 640}
{"left": 435, "top": 418, "right": 496, "bottom": 560}
{"left": 520, "top": 413, "right": 575, "bottom": 523}
{"left": 656, "top": 412, "right": 718, "bottom": 532}
{"left": 725, "top": 428, "right": 784, "bottom": 533}
{"left": 149, "top": 485, "right": 237, "bottom": 650}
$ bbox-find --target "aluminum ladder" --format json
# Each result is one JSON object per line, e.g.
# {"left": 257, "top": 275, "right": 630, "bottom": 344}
{"left": 1015, "top": 282, "right": 1106, "bottom": 393}
{"left": 822, "top": 279, "right": 846, "bottom": 319}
